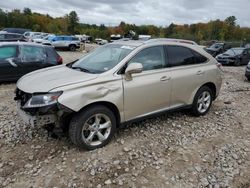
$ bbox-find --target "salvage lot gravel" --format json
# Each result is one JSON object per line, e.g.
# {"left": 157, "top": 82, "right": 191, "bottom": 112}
{"left": 0, "top": 51, "right": 250, "bottom": 187}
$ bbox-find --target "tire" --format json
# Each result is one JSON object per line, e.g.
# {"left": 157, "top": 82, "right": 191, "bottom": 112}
{"left": 69, "top": 45, "right": 76, "bottom": 51}
{"left": 69, "top": 105, "right": 116, "bottom": 150}
{"left": 191, "top": 86, "right": 213, "bottom": 116}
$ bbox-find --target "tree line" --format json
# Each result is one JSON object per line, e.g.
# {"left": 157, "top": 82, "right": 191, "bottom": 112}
{"left": 0, "top": 8, "right": 250, "bottom": 43}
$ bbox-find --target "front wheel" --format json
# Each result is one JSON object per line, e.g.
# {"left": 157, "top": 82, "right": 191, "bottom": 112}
{"left": 69, "top": 105, "right": 116, "bottom": 150}
{"left": 191, "top": 86, "right": 213, "bottom": 116}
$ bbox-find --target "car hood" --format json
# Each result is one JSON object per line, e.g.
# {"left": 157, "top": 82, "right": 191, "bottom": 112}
{"left": 17, "top": 65, "right": 98, "bottom": 93}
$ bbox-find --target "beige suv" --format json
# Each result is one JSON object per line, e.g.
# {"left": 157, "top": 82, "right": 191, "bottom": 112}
{"left": 15, "top": 39, "right": 223, "bottom": 150}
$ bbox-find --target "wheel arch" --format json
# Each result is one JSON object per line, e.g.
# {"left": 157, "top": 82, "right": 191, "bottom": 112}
{"left": 190, "top": 82, "right": 217, "bottom": 104}
{"left": 78, "top": 101, "right": 121, "bottom": 127}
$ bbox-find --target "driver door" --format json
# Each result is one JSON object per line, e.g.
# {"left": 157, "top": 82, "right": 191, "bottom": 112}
{"left": 122, "top": 46, "right": 172, "bottom": 121}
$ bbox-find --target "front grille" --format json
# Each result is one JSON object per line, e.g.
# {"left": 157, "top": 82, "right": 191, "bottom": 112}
{"left": 14, "top": 88, "right": 32, "bottom": 106}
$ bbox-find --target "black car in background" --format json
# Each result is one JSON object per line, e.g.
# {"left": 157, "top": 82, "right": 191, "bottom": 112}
{"left": 245, "top": 62, "right": 250, "bottom": 81}
{"left": 0, "top": 42, "right": 63, "bottom": 82}
{"left": 1, "top": 28, "right": 31, "bottom": 34}
{"left": 216, "top": 48, "right": 250, "bottom": 66}
{"left": 0, "top": 33, "right": 27, "bottom": 42}
{"left": 205, "top": 43, "right": 231, "bottom": 57}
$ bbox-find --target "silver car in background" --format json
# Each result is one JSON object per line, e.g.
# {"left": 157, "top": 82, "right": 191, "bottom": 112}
{"left": 15, "top": 39, "right": 223, "bottom": 150}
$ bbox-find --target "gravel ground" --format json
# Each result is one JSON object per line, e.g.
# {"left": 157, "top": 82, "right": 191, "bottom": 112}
{"left": 0, "top": 52, "right": 249, "bottom": 188}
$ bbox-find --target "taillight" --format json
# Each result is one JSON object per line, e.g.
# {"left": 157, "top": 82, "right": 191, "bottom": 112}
{"left": 57, "top": 56, "right": 63, "bottom": 65}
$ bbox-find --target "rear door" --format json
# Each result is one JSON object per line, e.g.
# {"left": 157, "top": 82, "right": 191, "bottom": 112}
{"left": 0, "top": 45, "right": 20, "bottom": 81}
{"left": 52, "top": 37, "right": 64, "bottom": 47}
{"left": 19, "top": 45, "right": 47, "bottom": 75}
{"left": 166, "top": 45, "right": 209, "bottom": 107}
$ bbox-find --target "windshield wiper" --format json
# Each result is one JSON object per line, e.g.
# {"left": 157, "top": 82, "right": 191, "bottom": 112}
{"left": 71, "top": 66, "right": 91, "bottom": 73}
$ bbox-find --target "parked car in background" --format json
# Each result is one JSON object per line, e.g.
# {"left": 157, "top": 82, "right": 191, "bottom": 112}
{"left": 15, "top": 39, "right": 223, "bottom": 150}
{"left": 205, "top": 43, "right": 231, "bottom": 57}
{"left": 95, "top": 38, "right": 108, "bottom": 45}
{"left": 23, "top": 32, "right": 44, "bottom": 41}
{"left": 33, "top": 34, "right": 55, "bottom": 44}
{"left": 0, "top": 28, "right": 31, "bottom": 34}
{"left": 0, "top": 42, "right": 62, "bottom": 82}
{"left": 216, "top": 48, "right": 250, "bottom": 66}
{"left": 0, "top": 33, "right": 27, "bottom": 42}
{"left": 48, "top": 36, "right": 80, "bottom": 51}
{"left": 245, "top": 62, "right": 250, "bottom": 81}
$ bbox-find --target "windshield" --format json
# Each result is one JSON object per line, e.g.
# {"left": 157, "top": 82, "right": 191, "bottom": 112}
{"left": 72, "top": 44, "right": 134, "bottom": 73}
{"left": 210, "top": 43, "right": 222, "bottom": 49}
{"left": 225, "top": 48, "right": 244, "bottom": 55}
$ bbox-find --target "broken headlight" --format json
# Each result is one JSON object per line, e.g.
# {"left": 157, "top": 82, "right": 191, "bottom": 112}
{"left": 23, "top": 91, "right": 62, "bottom": 108}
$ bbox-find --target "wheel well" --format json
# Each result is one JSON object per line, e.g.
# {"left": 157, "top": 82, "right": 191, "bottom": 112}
{"left": 201, "top": 82, "right": 217, "bottom": 100}
{"left": 79, "top": 102, "right": 121, "bottom": 127}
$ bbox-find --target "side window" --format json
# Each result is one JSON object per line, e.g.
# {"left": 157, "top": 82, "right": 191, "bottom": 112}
{"left": 20, "top": 46, "right": 46, "bottom": 63}
{"left": 0, "top": 46, "right": 17, "bottom": 59}
{"left": 128, "top": 46, "right": 165, "bottom": 71}
{"left": 0, "top": 34, "right": 5, "bottom": 39}
{"left": 192, "top": 50, "right": 208, "bottom": 63}
{"left": 167, "top": 46, "right": 195, "bottom": 67}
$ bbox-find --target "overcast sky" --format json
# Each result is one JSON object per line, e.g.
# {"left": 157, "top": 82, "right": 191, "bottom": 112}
{"left": 0, "top": 0, "right": 249, "bottom": 27}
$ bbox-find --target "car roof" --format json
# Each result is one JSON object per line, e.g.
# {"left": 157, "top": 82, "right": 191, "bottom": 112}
{"left": 112, "top": 38, "right": 198, "bottom": 47}
{"left": 0, "top": 41, "right": 52, "bottom": 48}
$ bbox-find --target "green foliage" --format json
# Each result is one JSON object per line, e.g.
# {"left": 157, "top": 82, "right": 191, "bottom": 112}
{"left": 0, "top": 8, "right": 249, "bottom": 43}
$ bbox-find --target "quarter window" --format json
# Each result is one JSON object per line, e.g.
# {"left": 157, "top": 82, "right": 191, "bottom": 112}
{"left": 128, "top": 46, "right": 165, "bottom": 71}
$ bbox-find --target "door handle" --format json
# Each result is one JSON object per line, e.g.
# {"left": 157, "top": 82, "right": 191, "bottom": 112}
{"left": 7, "top": 58, "right": 18, "bottom": 67}
{"left": 196, "top": 70, "right": 205, "bottom": 75}
{"left": 160, "top": 76, "right": 171, "bottom": 81}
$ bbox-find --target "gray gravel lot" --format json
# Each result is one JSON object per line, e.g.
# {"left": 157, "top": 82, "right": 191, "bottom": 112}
{"left": 0, "top": 52, "right": 249, "bottom": 187}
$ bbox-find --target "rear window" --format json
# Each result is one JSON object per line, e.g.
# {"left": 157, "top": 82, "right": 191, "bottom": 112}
{"left": 20, "top": 45, "right": 46, "bottom": 63}
{"left": 0, "top": 46, "right": 17, "bottom": 59}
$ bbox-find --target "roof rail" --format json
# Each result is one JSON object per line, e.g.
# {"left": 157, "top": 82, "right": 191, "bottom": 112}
{"left": 145, "top": 38, "right": 198, "bottom": 45}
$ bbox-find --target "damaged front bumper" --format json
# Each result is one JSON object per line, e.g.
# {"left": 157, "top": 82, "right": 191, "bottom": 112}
{"left": 17, "top": 102, "right": 58, "bottom": 127}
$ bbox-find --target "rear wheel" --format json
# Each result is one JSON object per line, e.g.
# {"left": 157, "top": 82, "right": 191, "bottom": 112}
{"left": 191, "top": 86, "right": 213, "bottom": 116}
{"left": 69, "top": 45, "right": 76, "bottom": 51}
{"left": 69, "top": 105, "right": 116, "bottom": 150}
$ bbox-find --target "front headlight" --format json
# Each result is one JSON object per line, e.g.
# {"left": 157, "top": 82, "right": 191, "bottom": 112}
{"left": 23, "top": 91, "right": 62, "bottom": 108}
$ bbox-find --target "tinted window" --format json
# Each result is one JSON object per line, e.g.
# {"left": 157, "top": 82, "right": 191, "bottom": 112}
{"left": 6, "top": 34, "right": 21, "bottom": 39}
{"left": 20, "top": 46, "right": 46, "bottom": 63}
{"left": 55, "top": 37, "right": 63, "bottom": 41}
{"left": 168, "top": 46, "right": 195, "bottom": 67}
{"left": 46, "top": 47, "right": 58, "bottom": 64}
{"left": 193, "top": 51, "right": 207, "bottom": 63}
{"left": 129, "top": 46, "right": 165, "bottom": 71}
{"left": 0, "top": 46, "right": 17, "bottom": 59}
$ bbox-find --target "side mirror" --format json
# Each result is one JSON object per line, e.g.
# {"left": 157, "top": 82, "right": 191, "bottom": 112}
{"left": 125, "top": 63, "right": 143, "bottom": 80}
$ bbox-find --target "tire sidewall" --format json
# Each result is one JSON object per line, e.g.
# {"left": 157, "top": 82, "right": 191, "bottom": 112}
{"left": 69, "top": 106, "right": 116, "bottom": 150}
{"left": 192, "top": 86, "right": 213, "bottom": 116}
{"left": 69, "top": 45, "right": 76, "bottom": 51}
